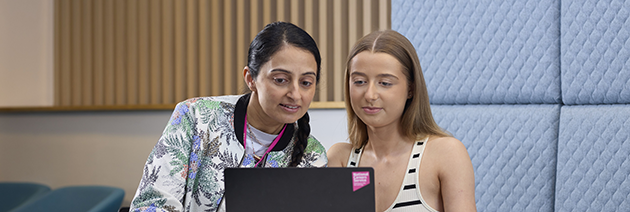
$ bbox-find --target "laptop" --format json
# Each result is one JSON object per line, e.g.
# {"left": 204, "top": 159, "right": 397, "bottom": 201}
{"left": 224, "top": 167, "right": 375, "bottom": 212}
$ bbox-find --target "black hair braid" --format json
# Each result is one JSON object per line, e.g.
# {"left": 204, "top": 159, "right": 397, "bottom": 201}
{"left": 290, "top": 113, "right": 310, "bottom": 167}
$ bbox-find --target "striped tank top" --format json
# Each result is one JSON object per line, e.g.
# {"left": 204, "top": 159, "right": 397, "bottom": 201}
{"left": 347, "top": 137, "right": 438, "bottom": 212}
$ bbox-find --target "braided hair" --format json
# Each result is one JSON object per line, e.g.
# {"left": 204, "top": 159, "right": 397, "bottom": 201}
{"left": 246, "top": 22, "right": 321, "bottom": 167}
{"left": 289, "top": 113, "right": 311, "bottom": 167}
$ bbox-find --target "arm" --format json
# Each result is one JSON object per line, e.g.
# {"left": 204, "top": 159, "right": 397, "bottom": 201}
{"left": 436, "top": 137, "right": 477, "bottom": 212}
{"left": 300, "top": 136, "right": 329, "bottom": 167}
{"left": 326, "top": 142, "right": 353, "bottom": 167}
{"left": 130, "top": 102, "right": 194, "bottom": 212}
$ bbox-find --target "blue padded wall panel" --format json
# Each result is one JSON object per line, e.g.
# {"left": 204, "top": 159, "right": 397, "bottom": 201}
{"left": 561, "top": 0, "right": 630, "bottom": 105}
{"left": 392, "top": 0, "right": 561, "bottom": 105}
{"left": 431, "top": 104, "right": 559, "bottom": 212}
{"left": 556, "top": 105, "right": 630, "bottom": 211}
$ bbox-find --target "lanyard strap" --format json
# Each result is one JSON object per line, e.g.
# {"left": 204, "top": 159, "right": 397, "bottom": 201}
{"left": 243, "top": 114, "right": 287, "bottom": 167}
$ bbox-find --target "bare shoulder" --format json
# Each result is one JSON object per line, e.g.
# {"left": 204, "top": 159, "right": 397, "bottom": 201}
{"left": 326, "top": 142, "right": 354, "bottom": 167}
{"left": 425, "top": 136, "right": 472, "bottom": 173}
{"left": 426, "top": 136, "right": 469, "bottom": 158}
{"left": 426, "top": 136, "right": 477, "bottom": 211}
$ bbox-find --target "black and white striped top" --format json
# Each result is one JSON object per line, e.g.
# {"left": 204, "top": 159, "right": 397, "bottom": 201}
{"left": 347, "top": 137, "right": 438, "bottom": 212}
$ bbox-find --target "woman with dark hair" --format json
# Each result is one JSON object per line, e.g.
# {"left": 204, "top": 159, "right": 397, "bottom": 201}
{"left": 327, "top": 30, "right": 476, "bottom": 211}
{"left": 130, "top": 22, "right": 327, "bottom": 212}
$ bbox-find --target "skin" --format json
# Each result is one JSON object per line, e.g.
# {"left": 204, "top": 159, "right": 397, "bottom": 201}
{"left": 328, "top": 52, "right": 476, "bottom": 212}
{"left": 243, "top": 44, "right": 318, "bottom": 134}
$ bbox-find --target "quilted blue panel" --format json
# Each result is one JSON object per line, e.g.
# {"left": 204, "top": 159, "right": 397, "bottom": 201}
{"left": 556, "top": 105, "right": 630, "bottom": 211}
{"left": 431, "top": 104, "right": 559, "bottom": 212}
{"left": 561, "top": 0, "right": 630, "bottom": 105}
{"left": 392, "top": 0, "right": 561, "bottom": 104}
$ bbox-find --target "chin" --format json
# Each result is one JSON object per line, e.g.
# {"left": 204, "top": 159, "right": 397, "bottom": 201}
{"left": 358, "top": 118, "right": 383, "bottom": 128}
{"left": 274, "top": 115, "right": 299, "bottom": 124}
{"left": 288, "top": 113, "right": 307, "bottom": 123}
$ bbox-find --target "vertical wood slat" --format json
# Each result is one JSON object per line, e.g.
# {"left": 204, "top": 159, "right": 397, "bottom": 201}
{"left": 318, "top": 0, "right": 329, "bottom": 102}
{"left": 138, "top": 0, "right": 150, "bottom": 105}
{"left": 210, "top": 0, "right": 223, "bottom": 96}
{"left": 250, "top": 0, "right": 261, "bottom": 50}
{"left": 162, "top": 0, "right": 174, "bottom": 104}
{"left": 379, "top": 0, "right": 390, "bottom": 30}
{"left": 115, "top": 0, "right": 126, "bottom": 105}
{"left": 290, "top": 0, "right": 303, "bottom": 27}
{"left": 82, "top": 0, "right": 93, "bottom": 105}
{"left": 263, "top": 0, "right": 273, "bottom": 26}
{"left": 71, "top": 0, "right": 81, "bottom": 106}
{"left": 333, "top": 0, "right": 347, "bottom": 101}
{"left": 54, "top": 0, "right": 61, "bottom": 106}
{"left": 186, "top": 0, "right": 199, "bottom": 98}
{"left": 55, "top": 0, "right": 390, "bottom": 107}
{"left": 174, "top": 0, "right": 187, "bottom": 102}
{"left": 103, "top": 0, "right": 114, "bottom": 105}
{"left": 127, "top": 0, "right": 138, "bottom": 105}
{"left": 277, "top": 0, "right": 288, "bottom": 22}
{"left": 303, "top": 0, "right": 316, "bottom": 59}
{"left": 149, "top": 0, "right": 162, "bottom": 104}
{"left": 198, "top": 0, "right": 210, "bottom": 96}
{"left": 236, "top": 0, "right": 248, "bottom": 93}
{"left": 348, "top": 0, "right": 361, "bottom": 52}
{"left": 224, "top": 1, "right": 236, "bottom": 95}
{"left": 363, "top": 0, "right": 374, "bottom": 36}
{"left": 59, "top": 0, "right": 71, "bottom": 106}
{"left": 93, "top": 0, "right": 104, "bottom": 105}
{"left": 245, "top": 0, "right": 262, "bottom": 92}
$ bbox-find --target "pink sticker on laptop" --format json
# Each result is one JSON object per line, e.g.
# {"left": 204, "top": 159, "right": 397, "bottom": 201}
{"left": 352, "top": 171, "right": 370, "bottom": 191}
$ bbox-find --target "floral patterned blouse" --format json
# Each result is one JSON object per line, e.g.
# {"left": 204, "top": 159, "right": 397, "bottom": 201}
{"left": 130, "top": 94, "right": 328, "bottom": 212}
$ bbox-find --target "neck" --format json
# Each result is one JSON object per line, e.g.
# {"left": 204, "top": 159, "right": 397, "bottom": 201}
{"left": 246, "top": 93, "right": 284, "bottom": 134}
{"left": 364, "top": 124, "right": 412, "bottom": 158}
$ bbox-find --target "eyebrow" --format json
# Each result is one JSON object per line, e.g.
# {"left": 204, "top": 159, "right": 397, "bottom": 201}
{"left": 350, "top": 72, "right": 399, "bottom": 79}
{"left": 270, "top": 69, "right": 317, "bottom": 77}
{"left": 377, "top": 73, "right": 399, "bottom": 79}
{"left": 350, "top": 72, "right": 367, "bottom": 77}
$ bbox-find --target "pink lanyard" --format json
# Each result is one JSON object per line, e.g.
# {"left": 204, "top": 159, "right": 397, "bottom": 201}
{"left": 243, "top": 114, "right": 287, "bottom": 167}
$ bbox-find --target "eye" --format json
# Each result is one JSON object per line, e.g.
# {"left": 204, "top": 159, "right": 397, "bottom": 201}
{"left": 273, "top": 77, "right": 288, "bottom": 84}
{"left": 379, "top": 81, "right": 393, "bottom": 87}
{"left": 352, "top": 79, "right": 367, "bottom": 85}
{"left": 301, "top": 80, "right": 314, "bottom": 87}
{"left": 298, "top": 75, "right": 316, "bottom": 88}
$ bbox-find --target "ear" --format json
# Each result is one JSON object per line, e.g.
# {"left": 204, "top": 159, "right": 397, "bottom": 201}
{"left": 243, "top": 66, "right": 257, "bottom": 92}
{"left": 407, "top": 85, "right": 413, "bottom": 99}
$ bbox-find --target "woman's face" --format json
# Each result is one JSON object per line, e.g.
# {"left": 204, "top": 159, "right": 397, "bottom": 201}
{"left": 349, "top": 51, "right": 410, "bottom": 130}
{"left": 247, "top": 45, "right": 318, "bottom": 127}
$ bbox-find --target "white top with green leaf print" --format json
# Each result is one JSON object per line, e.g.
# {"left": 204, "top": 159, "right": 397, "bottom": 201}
{"left": 130, "top": 94, "right": 327, "bottom": 212}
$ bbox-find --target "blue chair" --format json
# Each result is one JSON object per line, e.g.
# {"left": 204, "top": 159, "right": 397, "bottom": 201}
{"left": 0, "top": 182, "right": 51, "bottom": 212}
{"left": 10, "top": 185, "right": 124, "bottom": 212}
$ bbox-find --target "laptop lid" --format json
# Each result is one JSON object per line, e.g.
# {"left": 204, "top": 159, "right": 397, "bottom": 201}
{"left": 224, "top": 167, "right": 375, "bottom": 212}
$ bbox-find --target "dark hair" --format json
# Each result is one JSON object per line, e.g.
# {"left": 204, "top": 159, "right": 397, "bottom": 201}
{"left": 247, "top": 22, "right": 321, "bottom": 167}
{"left": 247, "top": 22, "right": 321, "bottom": 82}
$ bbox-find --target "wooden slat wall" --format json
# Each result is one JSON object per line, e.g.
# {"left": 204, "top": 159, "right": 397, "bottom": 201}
{"left": 54, "top": 0, "right": 390, "bottom": 108}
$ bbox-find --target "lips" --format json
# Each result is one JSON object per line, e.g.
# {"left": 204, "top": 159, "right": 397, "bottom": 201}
{"left": 280, "top": 104, "right": 300, "bottom": 112}
{"left": 362, "top": 107, "right": 382, "bottom": 114}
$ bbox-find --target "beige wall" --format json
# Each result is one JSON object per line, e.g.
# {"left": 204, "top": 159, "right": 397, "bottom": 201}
{"left": 0, "top": 0, "right": 54, "bottom": 107}
{"left": 0, "top": 111, "right": 168, "bottom": 207}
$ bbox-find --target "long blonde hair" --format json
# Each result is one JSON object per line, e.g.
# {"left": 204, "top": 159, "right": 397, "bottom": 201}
{"left": 345, "top": 30, "right": 450, "bottom": 149}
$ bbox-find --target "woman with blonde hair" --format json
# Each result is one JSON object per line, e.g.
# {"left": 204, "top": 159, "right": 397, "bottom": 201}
{"left": 327, "top": 30, "right": 476, "bottom": 211}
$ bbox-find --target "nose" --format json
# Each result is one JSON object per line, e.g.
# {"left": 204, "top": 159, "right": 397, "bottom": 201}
{"left": 287, "top": 81, "right": 302, "bottom": 100}
{"left": 365, "top": 83, "right": 378, "bottom": 102}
